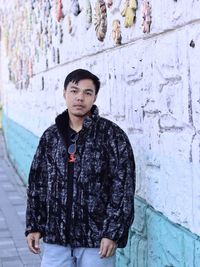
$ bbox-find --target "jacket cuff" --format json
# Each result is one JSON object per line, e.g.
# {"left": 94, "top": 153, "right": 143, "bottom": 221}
{"left": 101, "top": 231, "right": 119, "bottom": 244}
{"left": 25, "top": 226, "right": 44, "bottom": 237}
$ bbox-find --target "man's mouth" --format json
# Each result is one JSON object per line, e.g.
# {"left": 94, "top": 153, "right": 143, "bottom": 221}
{"left": 73, "top": 105, "right": 84, "bottom": 108}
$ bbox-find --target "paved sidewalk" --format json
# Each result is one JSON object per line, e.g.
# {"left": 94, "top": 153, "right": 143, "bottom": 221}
{"left": 0, "top": 130, "right": 42, "bottom": 267}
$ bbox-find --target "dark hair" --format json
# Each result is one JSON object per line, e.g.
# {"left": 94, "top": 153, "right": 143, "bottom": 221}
{"left": 64, "top": 69, "right": 100, "bottom": 94}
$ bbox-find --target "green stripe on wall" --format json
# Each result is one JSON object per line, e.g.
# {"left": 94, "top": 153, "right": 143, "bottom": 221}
{"left": 116, "top": 196, "right": 200, "bottom": 267}
{"left": 2, "top": 112, "right": 39, "bottom": 184}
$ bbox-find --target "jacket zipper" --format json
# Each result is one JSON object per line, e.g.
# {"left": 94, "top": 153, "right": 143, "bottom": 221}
{"left": 65, "top": 160, "right": 74, "bottom": 244}
{"left": 58, "top": 130, "right": 74, "bottom": 245}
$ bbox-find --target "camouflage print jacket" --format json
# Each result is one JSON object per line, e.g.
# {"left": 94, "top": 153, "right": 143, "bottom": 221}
{"left": 25, "top": 105, "right": 135, "bottom": 248}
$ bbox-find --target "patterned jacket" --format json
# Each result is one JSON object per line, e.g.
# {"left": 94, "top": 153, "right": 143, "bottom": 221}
{"left": 25, "top": 105, "right": 135, "bottom": 248}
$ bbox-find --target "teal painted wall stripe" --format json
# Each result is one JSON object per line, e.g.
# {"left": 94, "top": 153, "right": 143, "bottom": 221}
{"left": 2, "top": 112, "right": 200, "bottom": 266}
{"left": 116, "top": 196, "right": 200, "bottom": 267}
{"left": 2, "top": 112, "right": 39, "bottom": 184}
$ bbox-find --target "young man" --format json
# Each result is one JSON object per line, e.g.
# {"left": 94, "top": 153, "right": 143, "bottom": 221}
{"left": 25, "top": 69, "right": 135, "bottom": 267}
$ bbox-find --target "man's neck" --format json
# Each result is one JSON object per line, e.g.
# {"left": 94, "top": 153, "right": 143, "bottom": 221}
{"left": 68, "top": 114, "right": 85, "bottom": 133}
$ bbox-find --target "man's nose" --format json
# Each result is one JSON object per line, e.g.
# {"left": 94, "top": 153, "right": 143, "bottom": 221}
{"left": 76, "top": 92, "right": 84, "bottom": 101}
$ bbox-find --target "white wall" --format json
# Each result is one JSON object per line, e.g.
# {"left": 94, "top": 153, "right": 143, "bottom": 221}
{"left": 0, "top": 0, "right": 200, "bottom": 236}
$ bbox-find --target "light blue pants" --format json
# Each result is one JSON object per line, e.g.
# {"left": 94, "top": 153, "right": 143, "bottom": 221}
{"left": 41, "top": 243, "right": 116, "bottom": 267}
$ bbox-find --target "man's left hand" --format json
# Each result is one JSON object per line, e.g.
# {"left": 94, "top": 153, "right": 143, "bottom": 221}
{"left": 99, "top": 238, "right": 116, "bottom": 258}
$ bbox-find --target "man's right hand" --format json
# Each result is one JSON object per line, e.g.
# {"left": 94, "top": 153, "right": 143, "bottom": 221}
{"left": 27, "top": 232, "right": 41, "bottom": 254}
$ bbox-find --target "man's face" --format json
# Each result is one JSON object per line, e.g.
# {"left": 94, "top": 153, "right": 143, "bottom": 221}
{"left": 63, "top": 79, "right": 97, "bottom": 118}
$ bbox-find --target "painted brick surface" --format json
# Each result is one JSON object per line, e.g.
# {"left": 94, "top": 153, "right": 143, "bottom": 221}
{"left": 116, "top": 197, "right": 200, "bottom": 267}
{"left": 0, "top": 0, "right": 200, "bottom": 266}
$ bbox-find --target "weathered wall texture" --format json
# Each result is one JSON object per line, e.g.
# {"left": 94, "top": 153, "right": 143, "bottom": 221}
{"left": 0, "top": 0, "right": 200, "bottom": 266}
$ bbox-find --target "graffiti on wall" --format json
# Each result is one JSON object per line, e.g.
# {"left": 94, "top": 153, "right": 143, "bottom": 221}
{"left": 0, "top": 0, "right": 152, "bottom": 90}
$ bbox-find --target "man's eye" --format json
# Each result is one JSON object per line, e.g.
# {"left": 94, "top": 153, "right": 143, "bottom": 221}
{"left": 86, "top": 92, "right": 92, "bottom": 95}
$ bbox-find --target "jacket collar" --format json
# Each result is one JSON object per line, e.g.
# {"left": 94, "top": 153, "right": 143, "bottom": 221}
{"left": 55, "top": 105, "right": 99, "bottom": 140}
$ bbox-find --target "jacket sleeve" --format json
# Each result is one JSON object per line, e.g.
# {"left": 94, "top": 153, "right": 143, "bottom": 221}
{"left": 101, "top": 129, "right": 135, "bottom": 247}
{"left": 25, "top": 133, "right": 48, "bottom": 237}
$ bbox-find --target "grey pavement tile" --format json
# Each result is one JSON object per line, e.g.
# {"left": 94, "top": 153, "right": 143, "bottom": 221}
{"left": 0, "top": 210, "right": 4, "bottom": 217}
{"left": 0, "top": 256, "right": 20, "bottom": 262}
{"left": 2, "top": 183, "right": 16, "bottom": 192}
{"left": 23, "top": 264, "right": 41, "bottom": 267}
{"left": 17, "top": 210, "right": 26, "bottom": 221}
{"left": 20, "top": 254, "right": 41, "bottom": 266}
{"left": 17, "top": 245, "right": 43, "bottom": 256}
{"left": 0, "top": 238, "right": 14, "bottom": 246}
{"left": 17, "top": 247, "right": 30, "bottom": 256}
{"left": 0, "top": 202, "right": 25, "bottom": 236}
{"left": 0, "top": 220, "right": 8, "bottom": 230}
{"left": 0, "top": 160, "right": 8, "bottom": 167}
{"left": 2, "top": 260, "right": 24, "bottom": 267}
{"left": 19, "top": 221, "right": 26, "bottom": 230}
{"left": 0, "top": 247, "right": 18, "bottom": 258}
{"left": 0, "top": 224, "right": 8, "bottom": 231}
{"left": 0, "top": 230, "right": 11, "bottom": 238}
{"left": 14, "top": 205, "right": 26, "bottom": 214}
{"left": 1, "top": 170, "right": 14, "bottom": 179}
{"left": 7, "top": 231, "right": 24, "bottom": 243}
{"left": 12, "top": 233, "right": 27, "bottom": 243}
{"left": 0, "top": 214, "right": 6, "bottom": 219}
{"left": 8, "top": 194, "right": 25, "bottom": 206}
{"left": 16, "top": 210, "right": 26, "bottom": 225}
{"left": 13, "top": 238, "right": 27, "bottom": 248}
{"left": 0, "top": 175, "right": 8, "bottom": 181}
